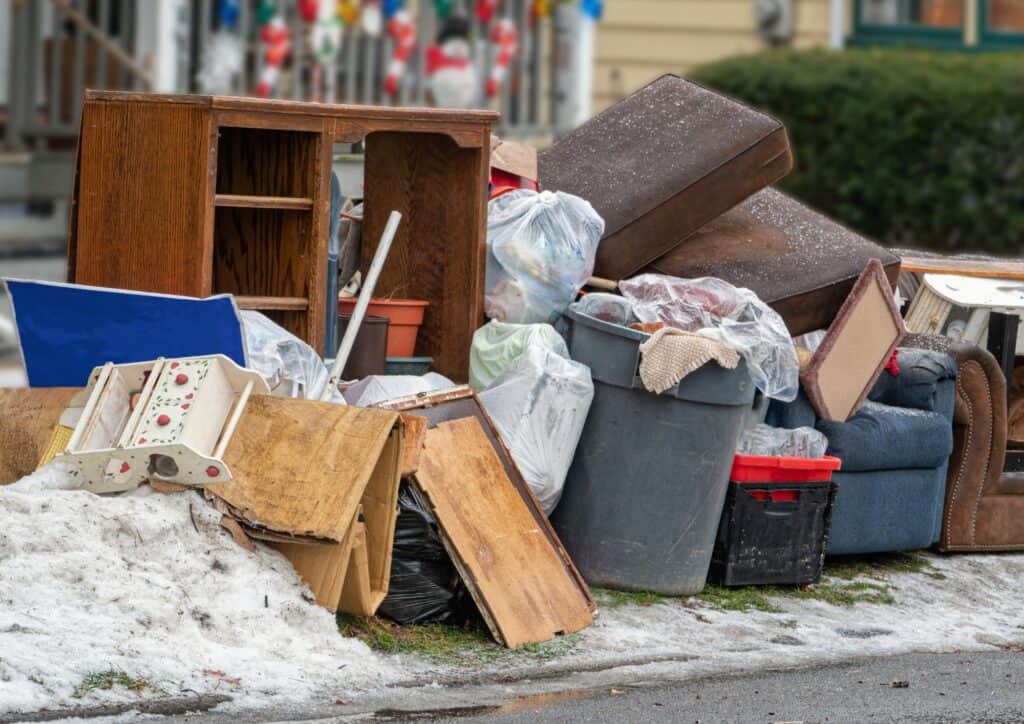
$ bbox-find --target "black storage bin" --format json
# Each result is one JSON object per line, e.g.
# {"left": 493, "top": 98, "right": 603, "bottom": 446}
{"left": 709, "top": 480, "right": 838, "bottom": 587}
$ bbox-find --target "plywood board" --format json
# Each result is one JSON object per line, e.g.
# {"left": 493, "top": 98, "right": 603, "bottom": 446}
{"left": 0, "top": 387, "right": 80, "bottom": 484}
{"left": 210, "top": 395, "right": 400, "bottom": 542}
{"left": 414, "top": 417, "right": 593, "bottom": 648}
{"left": 378, "top": 387, "right": 593, "bottom": 603}
{"left": 802, "top": 260, "right": 905, "bottom": 422}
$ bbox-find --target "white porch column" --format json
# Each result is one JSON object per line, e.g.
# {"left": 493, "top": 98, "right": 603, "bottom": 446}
{"left": 830, "top": 0, "right": 846, "bottom": 48}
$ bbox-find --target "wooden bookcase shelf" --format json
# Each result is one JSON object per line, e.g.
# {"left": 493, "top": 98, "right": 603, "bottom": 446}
{"left": 234, "top": 296, "right": 310, "bottom": 311}
{"left": 67, "top": 91, "right": 497, "bottom": 378}
{"left": 214, "top": 194, "right": 314, "bottom": 211}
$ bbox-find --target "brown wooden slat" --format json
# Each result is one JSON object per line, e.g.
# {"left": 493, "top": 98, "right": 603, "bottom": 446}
{"left": 214, "top": 194, "right": 313, "bottom": 211}
{"left": 234, "top": 296, "right": 309, "bottom": 311}
{"left": 900, "top": 255, "right": 1024, "bottom": 282}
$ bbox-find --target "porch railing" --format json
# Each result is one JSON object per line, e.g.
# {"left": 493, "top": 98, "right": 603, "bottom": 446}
{"left": 5, "top": 0, "right": 562, "bottom": 154}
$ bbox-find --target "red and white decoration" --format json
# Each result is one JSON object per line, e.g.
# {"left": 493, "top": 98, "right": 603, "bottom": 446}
{"left": 486, "top": 18, "right": 519, "bottom": 98}
{"left": 384, "top": 9, "right": 417, "bottom": 97}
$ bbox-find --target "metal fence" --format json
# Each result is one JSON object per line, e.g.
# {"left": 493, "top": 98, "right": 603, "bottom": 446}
{"left": 4, "top": 0, "right": 557, "bottom": 153}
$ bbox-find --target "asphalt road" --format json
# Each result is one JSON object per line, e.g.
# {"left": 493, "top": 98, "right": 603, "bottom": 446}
{"left": 426, "top": 651, "right": 1024, "bottom": 724}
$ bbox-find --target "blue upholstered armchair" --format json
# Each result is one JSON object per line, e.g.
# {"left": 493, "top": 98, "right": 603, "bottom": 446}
{"left": 767, "top": 348, "right": 958, "bottom": 555}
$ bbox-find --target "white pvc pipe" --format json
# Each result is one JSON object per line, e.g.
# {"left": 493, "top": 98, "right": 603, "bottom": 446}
{"left": 321, "top": 210, "right": 403, "bottom": 400}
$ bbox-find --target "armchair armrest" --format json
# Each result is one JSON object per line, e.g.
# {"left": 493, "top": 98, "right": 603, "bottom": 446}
{"left": 868, "top": 347, "right": 958, "bottom": 416}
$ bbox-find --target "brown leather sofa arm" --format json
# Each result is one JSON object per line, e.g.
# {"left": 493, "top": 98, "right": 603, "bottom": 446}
{"left": 903, "top": 334, "right": 1009, "bottom": 551}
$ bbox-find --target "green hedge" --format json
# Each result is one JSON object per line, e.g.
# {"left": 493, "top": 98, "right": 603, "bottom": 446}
{"left": 689, "top": 49, "right": 1024, "bottom": 255}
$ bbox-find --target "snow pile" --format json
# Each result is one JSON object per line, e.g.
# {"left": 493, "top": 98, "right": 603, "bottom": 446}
{"left": 0, "top": 465, "right": 396, "bottom": 716}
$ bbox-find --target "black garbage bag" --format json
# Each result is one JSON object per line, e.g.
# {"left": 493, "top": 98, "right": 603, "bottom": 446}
{"left": 378, "top": 482, "right": 478, "bottom": 626}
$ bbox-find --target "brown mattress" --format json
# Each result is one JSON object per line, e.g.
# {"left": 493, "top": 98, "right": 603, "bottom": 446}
{"left": 643, "top": 187, "right": 902, "bottom": 336}
{"left": 538, "top": 74, "right": 793, "bottom": 281}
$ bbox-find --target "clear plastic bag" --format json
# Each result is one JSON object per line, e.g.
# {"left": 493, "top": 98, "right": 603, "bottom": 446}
{"left": 240, "top": 311, "right": 345, "bottom": 403}
{"left": 619, "top": 275, "right": 800, "bottom": 401}
{"left": 468, "top": 320, "right": 569, "bottom": 391}
{"left": 569, "top": 293, "right": 635, "bottom": 326}
{"left": 342, "top": 372, "right": 454, "bottom": 408}
{"left": 485, "top": 189, "right": 604, "bottom": 324}
{"left": 479, "top": 344, "right": 594, "bottom": 515}
{"left": 737, "top": 424, "right": 828, "bottom": 459}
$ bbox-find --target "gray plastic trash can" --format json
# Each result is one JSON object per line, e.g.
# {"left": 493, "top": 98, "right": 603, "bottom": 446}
{"left": 551, "top": 307, "right": 757, "bottom": 595}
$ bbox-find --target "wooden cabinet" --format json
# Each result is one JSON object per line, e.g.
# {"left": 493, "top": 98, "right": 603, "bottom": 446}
{"left": 69, "top": 91, "right": 497, "bottom": 380}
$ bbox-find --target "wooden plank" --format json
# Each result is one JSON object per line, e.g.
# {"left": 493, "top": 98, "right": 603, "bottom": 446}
{"left": 377, "top": 387, "right": 593, "bottom": 603}
{"left": 209, "top": 394, "right": 400, "bottom": 542}
{"left": 899, "top": 255, "right": 1024, "bottom": 282}
{"left": 214, "top": 194, "right": 314, "bottom": 211}
{"left": 363, "top": 132, "right": 489, "bottom": 382}
{"left": 414, "top": 417, "right": 594, "bottom": 649}
{"left": 0, "top": 387, "right": 80, "bottom": 484}
{"left": 234, "top": 296, "right": 309, "bottom": 311}
{"left": 73, "top": 99, "right": 213, "bottom": 296}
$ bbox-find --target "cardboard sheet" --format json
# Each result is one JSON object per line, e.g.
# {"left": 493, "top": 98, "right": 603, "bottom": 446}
{"left": 5, "top": 280, "right": 246, "bottom": 387}
{"left": 802, "top": 260, "right": 905, "bottom": 422}
{"left": 413, "top": 417, "right": 594, "bottom": 648}
{"left": 0, "top": 387, "right": 79, "bottom": 484}
{"left": 208, "top": 395, "right": 403, "bottom": 614}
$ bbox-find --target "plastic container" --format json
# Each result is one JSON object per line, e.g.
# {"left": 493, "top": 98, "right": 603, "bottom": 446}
{"left": 551, "top": 307, "right": 757, "bottom": 595}
{"left": 385, "top": 357, "right": 433, "bottom": 376}
{"left": 708, "top": 454, "right": 841, "bottom": 588}
{"left": 338, "top": 297, "right": 428, "bottom": 357}
{"left": 336, "top": 314, "right": 389, "bottom": 380}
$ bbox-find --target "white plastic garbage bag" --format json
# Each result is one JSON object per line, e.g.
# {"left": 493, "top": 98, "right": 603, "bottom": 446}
{"left": 485, "top": 189, "right": 604, "bottom": 324}
{"left": 468, "top": 320, "right": 569, "bottom": 391}
{"left": 569, "top": 293, "right": 635, "bottom": 326}
{"left": 241, "top": 310, "right": 345, "bottom": 403}
{"left": 619, "top": 275, "right": 800, "bottom": 402}
{"left": 479, "top": 344, "right": 594, "bottom": 514}
{"left": 343, "top": 372, "right": 454, "bottom": 408}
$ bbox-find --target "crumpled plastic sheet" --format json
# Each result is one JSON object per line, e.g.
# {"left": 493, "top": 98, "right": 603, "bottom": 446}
{"left": 377, "top": 483, "right": 477, "bottom": 626}
{"left": 479, "top": 343, "right": 594, "bottom": 515}
{"left": 619, "top": 275, "right": 800, "bottom": 401}
{"left": 570, "top": 292, "right": 636, "bottom": 326}
{"left": 485, "top": 189, "right": 604, "bottom": 325}
{"left": 342, "top": 372, "right": 454, "bottom": 407}
{"left": 468, "top": 320, "right": 569, "bottom": 392}
{"left": 240, "top": 310, "right": 345, "bottom": 403}
{"left": 737, "top": 423, "right": 829, "bottom": 459}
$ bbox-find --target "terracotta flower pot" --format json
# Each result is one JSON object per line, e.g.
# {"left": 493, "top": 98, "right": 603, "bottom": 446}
{"left": 338, "top": 297, "right": 429, "bottom": 358}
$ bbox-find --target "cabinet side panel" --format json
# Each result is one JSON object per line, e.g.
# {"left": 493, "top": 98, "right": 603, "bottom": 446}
{"left": 73, "top": 100, "right": 212, "bottom": 296}
{"left": 363, "top": 131, "right": 488, "bottom": 382}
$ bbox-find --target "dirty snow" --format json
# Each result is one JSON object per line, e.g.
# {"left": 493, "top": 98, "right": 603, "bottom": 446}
{"left": 409, "top": 551, "right": 1024, "bottom": 687}
{"left": 0, "top": 464, "right": 396, "bottom": 716}
{"left": 7, "top": 464, "right": 1024, "bottom": 718}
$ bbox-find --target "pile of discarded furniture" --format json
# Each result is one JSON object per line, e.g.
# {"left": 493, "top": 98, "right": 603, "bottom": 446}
{"left": 2, "top": 76, "right": 1024, "bottom": 647}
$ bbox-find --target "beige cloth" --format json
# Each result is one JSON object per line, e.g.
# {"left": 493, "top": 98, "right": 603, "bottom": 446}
{"left": 638, "top": 328, "right": 740, "bottom": 394}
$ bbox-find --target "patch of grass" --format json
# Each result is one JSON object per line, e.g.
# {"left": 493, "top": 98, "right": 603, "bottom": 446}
{"left": 823, "top": 553, "right": 937, "bottom": 581}
{"left": 593, "top": 588, "right": 665, "bottom": 609}
{"left": 696, "top": 585, "right": 781, "bottom": 613}
{"left": 337, "top": 615, "right": 581, "bottom": 666}
{"left": 74, "top": 670, "right": 152, "bottom": 699}
{"left": 778, "top": 580, "right": 896, "bottom": 608}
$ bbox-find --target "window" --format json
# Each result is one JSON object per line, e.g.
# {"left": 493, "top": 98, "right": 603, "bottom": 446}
{"left": 981, "top": 0, "right": 1024, "bottom": 46}
{"left": 861, "top": 0, "right": 965, "bottom": 27}
{"left": 853, "top": 0, "right": 1024, "bottom": 49}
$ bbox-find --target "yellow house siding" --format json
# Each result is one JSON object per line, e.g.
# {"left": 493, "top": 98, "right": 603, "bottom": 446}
{"left": 594, "top": 0, "right": 832, "bottom": 109}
